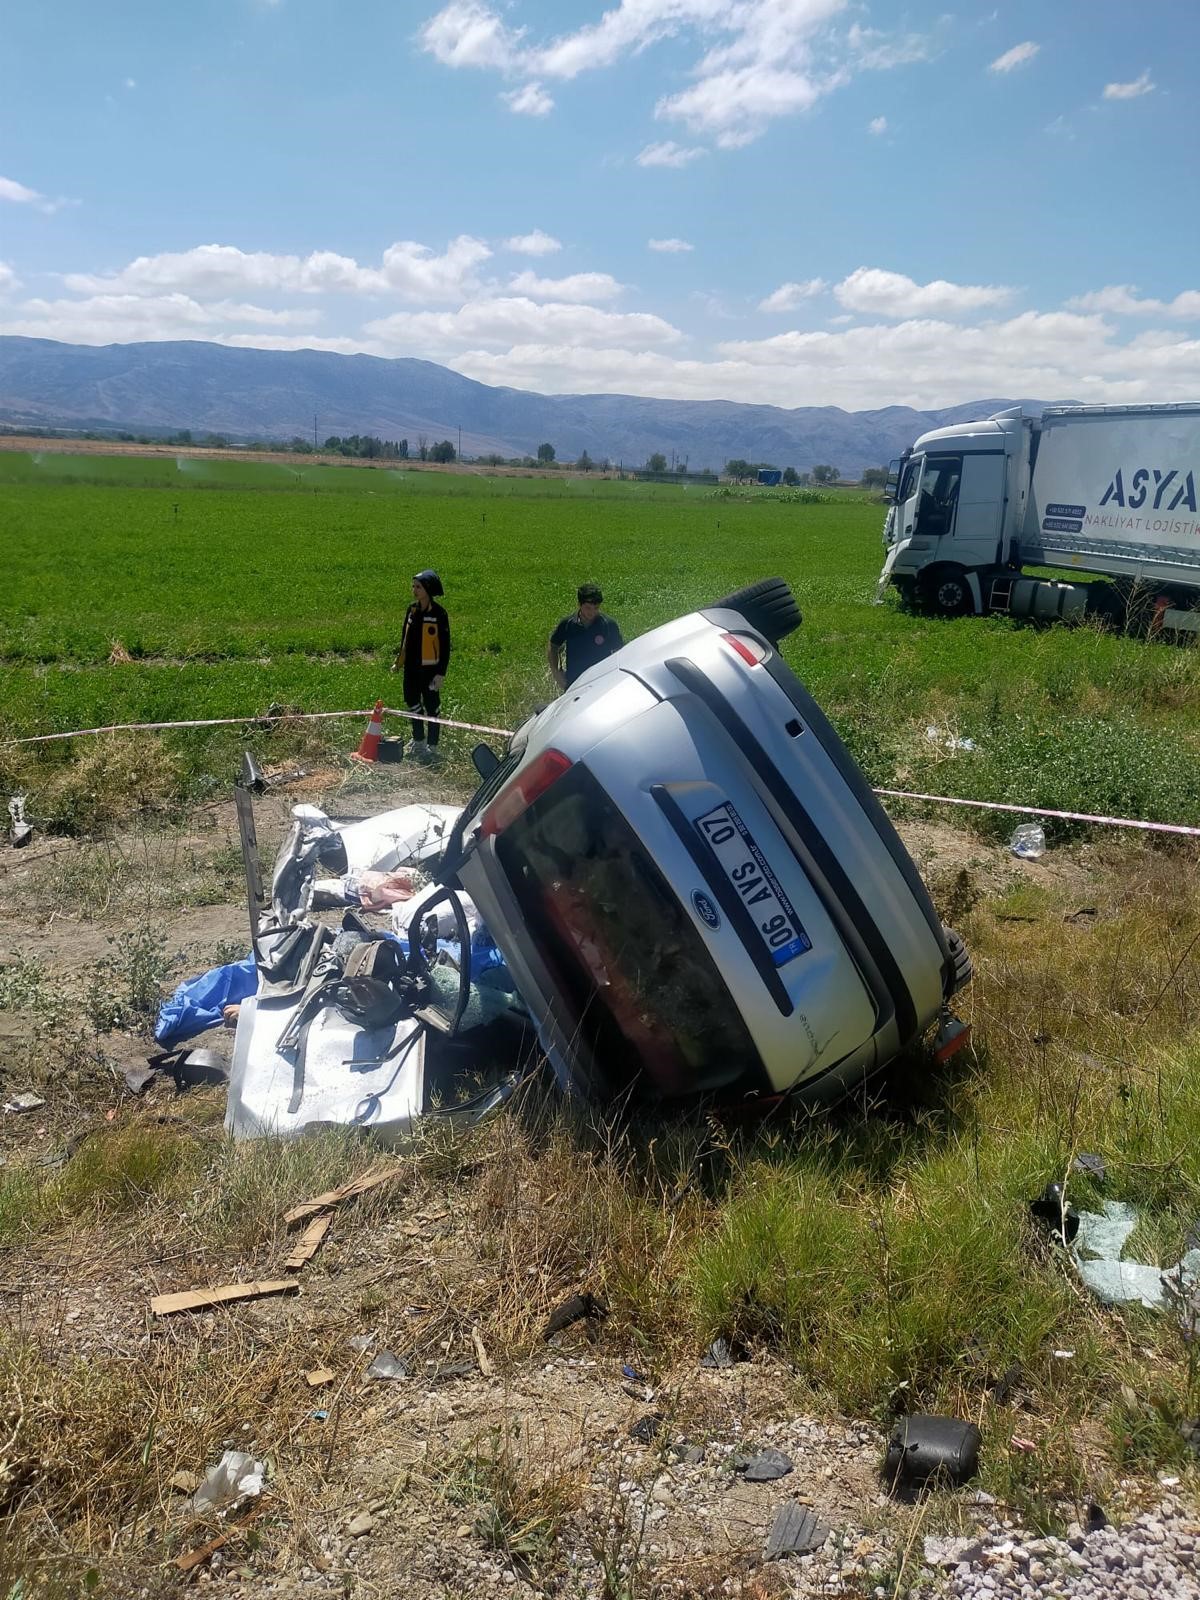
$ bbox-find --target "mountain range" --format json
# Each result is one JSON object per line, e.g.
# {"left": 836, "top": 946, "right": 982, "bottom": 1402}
{"left": 0, "top": 336, "right": 1047, "bottom": 477}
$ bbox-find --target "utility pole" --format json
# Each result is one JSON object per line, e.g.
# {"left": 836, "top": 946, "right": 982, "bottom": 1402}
{"left": 313, "top": 414, "right": 318, "bottom": 451}
{"left": 458, "top": 423, "right": 462, "bottom": 461}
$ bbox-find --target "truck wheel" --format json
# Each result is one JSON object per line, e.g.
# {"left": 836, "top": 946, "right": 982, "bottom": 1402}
{"left": 709, "top": 577, "right": 802, "bottom": 644}
{"left": 925, "top": 568, "right": 972, "bottom": 617}
{"left": 943, "top": 925, "right": 973, "bottom": 997}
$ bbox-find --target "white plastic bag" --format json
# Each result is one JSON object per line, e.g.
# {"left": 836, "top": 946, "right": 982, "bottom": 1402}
{"left": 1010, "top": 823, "right": 1046, "bottom": 860}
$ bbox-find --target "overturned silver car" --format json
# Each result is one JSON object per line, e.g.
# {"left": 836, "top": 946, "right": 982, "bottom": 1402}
{"left": 437, "top": 578, "right": 970, "bottom": 1108}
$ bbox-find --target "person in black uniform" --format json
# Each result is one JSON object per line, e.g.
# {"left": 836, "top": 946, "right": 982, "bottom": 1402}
{"left": 547, "top": 583, "right": 624, "bottom": 692}
{"left": 391, "top": 569, "right": 451, "bottom": 757}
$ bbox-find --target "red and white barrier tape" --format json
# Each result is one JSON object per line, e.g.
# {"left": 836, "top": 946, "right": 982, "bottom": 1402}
{"left": 872, "top": 788, "right": 1200, "bottom": 839}
{"left": 6, "top": 707, "right": 1197, "bottom": 839}
{"left": 7, "top": 707, "right": 515, "bottom": 746}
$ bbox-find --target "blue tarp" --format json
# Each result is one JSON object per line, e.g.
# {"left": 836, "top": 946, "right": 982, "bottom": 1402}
{"left": 155, "top": 956, "right": 258, "bottom": 1046}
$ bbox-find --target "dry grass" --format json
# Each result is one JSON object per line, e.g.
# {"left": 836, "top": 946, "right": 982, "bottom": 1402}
{"left": 2, "top": 832, "right": 1200, "bottom": 1590}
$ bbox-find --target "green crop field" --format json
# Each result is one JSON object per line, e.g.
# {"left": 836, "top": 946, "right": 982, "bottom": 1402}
{"left": 2, "top": 448, "right": 1199, "bottom": 833}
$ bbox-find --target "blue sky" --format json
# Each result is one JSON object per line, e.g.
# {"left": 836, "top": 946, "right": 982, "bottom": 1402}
{"left": 1, "top": 0, "right": 1197, "bottom": 411}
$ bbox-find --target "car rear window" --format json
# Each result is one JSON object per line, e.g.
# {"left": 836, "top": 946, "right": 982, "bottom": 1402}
{"left": 494, "top": 763, "right": 765, "bottom": 1099}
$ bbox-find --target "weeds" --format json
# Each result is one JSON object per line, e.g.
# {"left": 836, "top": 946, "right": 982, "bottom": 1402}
{"left": 439, "top": 1423, "right": 582, "bottom": 1572}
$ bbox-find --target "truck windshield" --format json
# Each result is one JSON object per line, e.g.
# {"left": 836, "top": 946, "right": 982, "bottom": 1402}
{"left": 493, "top": 763, "right": 765, "bottom": 1100}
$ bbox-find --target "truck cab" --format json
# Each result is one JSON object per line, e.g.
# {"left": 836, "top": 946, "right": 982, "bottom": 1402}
{"left": 878, "top": 410, "right": 1028, "bottom": 613}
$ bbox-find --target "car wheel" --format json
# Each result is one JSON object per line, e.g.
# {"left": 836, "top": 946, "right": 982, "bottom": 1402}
{"left": 709, "top": 577, "right": 802, "bottom": 644}
{"left": 943, "top": 925, "right": 973, "bottom": 997}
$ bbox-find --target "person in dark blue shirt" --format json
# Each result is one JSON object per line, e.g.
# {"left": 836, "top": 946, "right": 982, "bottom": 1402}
{"left": 547, "top": 583, "right": 624, "bottom": 691}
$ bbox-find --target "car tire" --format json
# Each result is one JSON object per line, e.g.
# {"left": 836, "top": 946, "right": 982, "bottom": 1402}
{"left": 709, "top": 577, "right": 802, "bottom": 644}
{"left": 943, "top": 925, "right": 973, "bottom": 997}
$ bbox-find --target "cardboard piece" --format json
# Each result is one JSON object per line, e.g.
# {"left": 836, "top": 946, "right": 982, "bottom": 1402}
{"left": 284, "top": 1213, "right": 332, "bottom": 1271}
{"left": 151, "top": 1279, "right": 299, "bottom": 1317}
{"left": 282, "top": 1166, "right": 399, "bottom": 1229}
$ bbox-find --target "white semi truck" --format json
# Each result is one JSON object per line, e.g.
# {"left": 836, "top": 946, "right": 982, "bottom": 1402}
{"left": 876, "top": 403, "right": 1200, "bottom": 632}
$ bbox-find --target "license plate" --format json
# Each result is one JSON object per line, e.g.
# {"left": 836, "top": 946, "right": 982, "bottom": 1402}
{"left": 694, "top": 802, "right": 811, "bottom": 967}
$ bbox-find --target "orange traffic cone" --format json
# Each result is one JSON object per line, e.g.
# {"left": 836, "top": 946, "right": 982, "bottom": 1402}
{"left": 353, "top": 700, "right": 385, "bottom": 763}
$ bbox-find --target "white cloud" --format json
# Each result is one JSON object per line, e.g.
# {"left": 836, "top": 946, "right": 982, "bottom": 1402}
{"left": 988, "top": 41, "right": 1039, "bottom": 73}
{"left": 834, "top": 266, "right": 1015, "bottom": 319}
{"left": 636, "top": 140, "right": 706, "bottom": 168}
{"left": 419, "top": 1, "right": 935, "bottom": 147}
{"left": 1066, "top": 285, "right": 1200, "bottom": 319}
{"left": 510, "top": 270, "right": 623, "bottom": 302}
{"left": 868, "top": 115, "right": 887, "bottom": 134}
{"left": 124, "top": 76, "right": 137, "bottom": 89}
{"left": 648, "top": 237, "right": 693, "bottom": 253}
{"left": 63, "top": 237, "right": 492, "bottom": 301}
{"left": 0, "top": 291, "right": 323, "bottom": 346}
{"left": 365, "top": 296, "right": 682, "bottom": 352}
{"left": 847, "top": 23, "right": 933, "bottom": 71}
{"left": 444, "top": 305, "right": 1200, "bottom": 411}
{"left": 1103, "top": 70, "right": 1154, "bottom": 100}
{"left": 0, "top": 175, "right": 43, "bottom": 205}
{"left": 502, "top": 81, "right": 554, "bottom": 115}
{"left": 503, "top": 229, "right": 561, "bottom": 256}
{"left": 0, "top": 261, "right": 19, "bottom": 293}
{"left": 419, "top": 0, "right": 522, "bottom": 70}
{"left": 759, "top": 278, "right": 826, "bottom": 312}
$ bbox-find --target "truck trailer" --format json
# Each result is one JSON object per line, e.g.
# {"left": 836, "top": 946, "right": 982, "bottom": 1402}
{"left": 876, "top": 403, "right": 1200, "bottom": 632}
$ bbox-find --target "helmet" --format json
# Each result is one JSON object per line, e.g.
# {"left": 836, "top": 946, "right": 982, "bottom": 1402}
{"left": 414, "top": 569, "right": 444, "bottom": 597}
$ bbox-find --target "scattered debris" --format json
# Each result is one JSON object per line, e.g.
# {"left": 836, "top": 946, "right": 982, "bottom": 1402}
{"left": 622, "top": 1362, "right": 647, "bottom": 1383}
{"left": 169, "top": 1471, "right": 203, "bottom": 1495}
{"left": 925, "top": 725, "right": 977, "bottom": 752}
{"left": 283, "top": 1165, "right": 401, "bottom": 1228}
{"left": 187, "top": 1450, "right": 265, "bottom": 1516}
{"left": 1072, "top": 1199, "right": 1200, "bottom": 1310}
{"left": 883, "top": 1414, "right": 981, "bottom": 1493}
{"left": 155, "top": 956, "right": 257, "bottom": 1048}
{"left": 1011, "top": 822, "right": 1046, "bottom": 859}
{"left": 7, "top": 794, "right": 32, "bottom": 847}
{"left": 1030, "top": 1181, "right": 1080, "bottom": 1245}
{"left": 283, "top": 1213, "right": 332, "bottom": 1271}
{"left": 471, "top": 1325, "right": 493, "bottom": 1377}
{"left": 366, "top": 1350, "right": 410, "bottom": 1381}
{"left": 3, "top": 1091, "right": 46, "bottom": 1114}
{"left": 305, "top": 1367, "right": 334, "bottom": 1387}
{"left": 628, "top": 1414, "right": 663, "bottom": 1444}
{"left": 150, "top": 1278, "right": 299, "bottom": 1317}
{"left": 1010, "top": 1436, "right": 1038, "bottom": 1454}
{"left": 122, "top": 1064, "right": 157, "bottom": 1096}
{"left": 542, "top": 1291, "right": 609, "bottom": 1341}
{"left": 1064, "top": 906, "right": 1099, "bottom": 924}
{"left": 699, "top": 1335, "right": 746, "bottom": 1369}
{"left": 989, "top": 1361, "right": 1024, "bottom": 1404}
{"left": 347, "top": 1333, "right": 374, "bottom": 1352}
{"left": 735, "top": 1447, "right": 794, "bottom": 1482}
{"left": 1072, "top": 1152, "right": 1108, "bottom": 1182}
{"left": 764, "top": 1502, "right": 830, "bottom": 1560}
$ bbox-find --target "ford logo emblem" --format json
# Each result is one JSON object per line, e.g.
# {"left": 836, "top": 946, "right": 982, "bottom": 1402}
{"left": 692, "top": 891, "right": 720, "bottom": 929}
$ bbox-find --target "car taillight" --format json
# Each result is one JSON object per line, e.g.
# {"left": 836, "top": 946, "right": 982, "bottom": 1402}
{"left": 480, "top": 748, "right": 572, "bottom": 838}
{"left": 721, "top": 632, "right": 768, "bottom": 666}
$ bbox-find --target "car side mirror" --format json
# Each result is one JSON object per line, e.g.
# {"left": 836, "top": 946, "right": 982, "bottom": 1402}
{"left": 472, "top": 743, "right": 501, "bottom": 780}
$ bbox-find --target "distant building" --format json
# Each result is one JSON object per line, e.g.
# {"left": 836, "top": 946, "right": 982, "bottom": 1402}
{"left": 757, "top": 469, "right": 783, "bottom": 487}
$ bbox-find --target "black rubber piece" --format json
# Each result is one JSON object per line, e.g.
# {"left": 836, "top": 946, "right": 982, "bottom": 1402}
{"left": 883, "top": 1414, "right": 982, "bottom": 1492}
{"left": 765, "top": 1502, "right": 831, "bottom": 1560}
{"left": 709, "top": 576, "right": 802, "bottom": 644}
{"left": 943, "top": 926, "right": 973, "bottom": 996}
